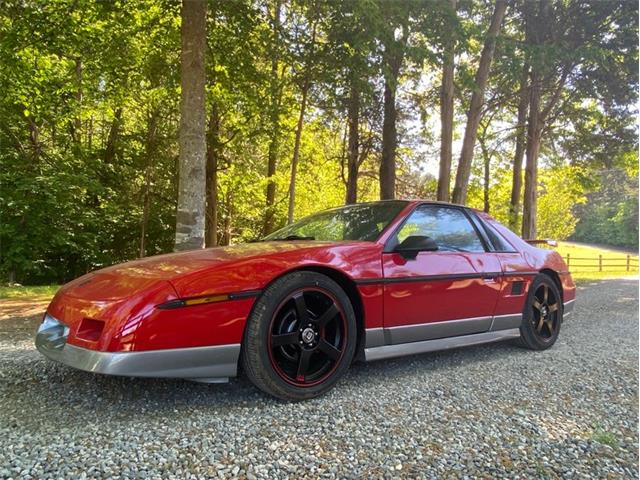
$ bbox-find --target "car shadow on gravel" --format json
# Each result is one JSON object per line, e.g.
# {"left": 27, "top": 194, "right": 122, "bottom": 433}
{"left": 4, "top": 337, "right": 529, "bottom": 422}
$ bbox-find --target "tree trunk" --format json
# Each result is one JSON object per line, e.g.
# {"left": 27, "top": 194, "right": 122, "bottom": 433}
{"left": 287, "top": 82, "right": 309, "bottom": 224}
{"left": 140, "top": 112, "right": 159, "bottom": 258}
{"left": 222, "top": 190, "right": 232, "bottom": 245}
{"left": 379, "top": 27, "right": 405, "bottom": 200}
{"left": 379, "top": 82, "right": 397, "bottom": 200}
{"left": 521, "top": 0, "right": 553, "bottom": 240}
{"left": 482, "top": 147, "right": 491, "bottom": 213}
{"left": 175, "top": 0, "right": 207, "bottom": 251}
{"left": 104, "top": 108, "right": 122, "bottom": 164}
{"left": 264, "top": 0, "right": 282, "bottom": 235}
{"left": 345, "top": 81, "right": 360, "bottom": 205}
{"left": 73, "top": 57, "right": 82, "bottom": 145}
{"left": 87, "top": 115, "right": 93, "bottom": 151}
{"left": 451, "top": 0, "right": 508, "bottom": 205}
{"left": 522, "top": 69, "right": 542, "bottom": 240}
{"left": 206, "top": 102, "right": 221, "bottom": 247}
{"left": 26, "top": 115, "right": 41, "bottom": 161}
{"left": 508, "top": 63, "right": 529, "bottom": 230}
{"left": 437, "top": 0, "right": 457, "bottom": 202}
{"left": 287, "top": 22, "right": 317, "bottom": 224}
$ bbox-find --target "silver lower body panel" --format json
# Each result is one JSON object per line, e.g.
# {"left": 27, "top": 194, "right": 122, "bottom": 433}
{"left": 35, "top": 314, "right": 239, "bottom": 381}
{"left": 364, "top": 328, "right": 521, "bottom": 362}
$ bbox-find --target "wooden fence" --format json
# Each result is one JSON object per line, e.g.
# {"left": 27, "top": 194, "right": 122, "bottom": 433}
{"left": 564, "top": 253, "right": 639, "bottom": 272}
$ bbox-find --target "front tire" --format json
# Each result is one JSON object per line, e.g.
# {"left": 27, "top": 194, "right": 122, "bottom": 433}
{"left": 519, "top": 273, "right": 563, "bottom": 350}
{"left": 241, "top": 271, "right": 357, "bottom": 401}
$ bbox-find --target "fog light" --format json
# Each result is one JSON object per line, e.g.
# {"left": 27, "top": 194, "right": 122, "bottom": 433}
{"left": 77, "top": 318, "right": 105, "bottom": 342}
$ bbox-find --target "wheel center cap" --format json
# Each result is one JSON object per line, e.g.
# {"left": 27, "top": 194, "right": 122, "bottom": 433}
{"left": 541, "top": 306, "right": 548, "bottom": 317}
{"left": 302, "top": 327, "right": 315, "bottom": 344}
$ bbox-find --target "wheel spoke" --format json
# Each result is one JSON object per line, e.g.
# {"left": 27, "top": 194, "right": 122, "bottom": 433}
{"left": 548, "top": 302, "right": 559, "bottom": 313}
{"left": 272, "top": 332, "right": 299, "bottom": 347}
{"left": 536, "top": 316, "right": 545, "bottom": 333}
{"left": 544, "top": 318, "right": 554, "bottom": 335}
{"left": 296, "top": 349, "right": 312, "bottom": 380}
{"left": 532, "top": 299, "right": 543, "bottom": 311}
{"left": 542, "top": 285, "right": 549, "bottom": 303}
{"left": 318, "top": 338, "right": 341, "bottom": 361}
{"left": 316, "top": 303, "right": 338, "bottom": 328}
{"left": 293, "top": 292, "right": 310, "bottom": 325}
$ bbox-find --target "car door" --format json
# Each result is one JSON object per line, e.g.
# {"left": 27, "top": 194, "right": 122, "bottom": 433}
{"left": 469, "top": 213, "right": 536, "bottom": 329}
{"left": 381, "top": 204, "right": 502, "bottom": 344}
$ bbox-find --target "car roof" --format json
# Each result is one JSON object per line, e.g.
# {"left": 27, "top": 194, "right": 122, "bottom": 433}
{"left": 355, "top": 199, "right": 473, "bottom": 210}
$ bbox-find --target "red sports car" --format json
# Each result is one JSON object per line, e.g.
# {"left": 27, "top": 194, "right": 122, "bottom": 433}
{"left": 36, "top": 200, "right": 575, "bottom": 400}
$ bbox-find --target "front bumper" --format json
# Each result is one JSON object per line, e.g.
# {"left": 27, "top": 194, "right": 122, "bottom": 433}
{"left": 35, "top": 314, "right": 240, "bottom": 382}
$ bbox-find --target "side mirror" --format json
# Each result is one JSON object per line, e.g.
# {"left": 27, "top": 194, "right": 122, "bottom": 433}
{"left": 394, "top": 235, "right": 438, "bottom": 259}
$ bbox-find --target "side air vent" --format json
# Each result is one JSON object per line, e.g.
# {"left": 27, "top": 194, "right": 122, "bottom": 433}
{"left": 511, "top": 281, "right": 524, "bottom": 295}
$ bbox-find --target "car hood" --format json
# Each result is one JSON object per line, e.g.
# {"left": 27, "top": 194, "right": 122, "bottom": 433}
{"left": 58, "top": 241, "right": 343, "bottom": 301}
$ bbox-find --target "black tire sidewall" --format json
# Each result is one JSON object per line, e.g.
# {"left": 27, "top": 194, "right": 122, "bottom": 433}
{"left": 520, "top": 274, "right": 563, "bottom": 350}
{"left": 242, "top": 271, "right": 357, "bottom": 401}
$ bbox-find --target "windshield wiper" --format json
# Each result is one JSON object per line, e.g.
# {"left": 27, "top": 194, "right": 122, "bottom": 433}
{"left": 270, "top": 235, "right": 316, "bottom": 241}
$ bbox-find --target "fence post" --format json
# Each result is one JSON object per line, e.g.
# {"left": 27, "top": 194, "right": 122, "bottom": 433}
{"left": 627, "top": 255, "right": 630, "bottom": 272}
{"left": 566, "top": 253, "right": 570, "bottom": 269}
{"left": 599, "top": 254, "right": 603, "bottom": 272}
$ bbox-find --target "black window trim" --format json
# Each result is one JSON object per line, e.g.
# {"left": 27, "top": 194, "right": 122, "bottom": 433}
{"left": 383, "top": 203, "right": 491, "bottom": 254}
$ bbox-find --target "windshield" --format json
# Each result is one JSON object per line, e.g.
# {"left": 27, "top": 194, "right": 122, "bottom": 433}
{"left": 264, "top": 201, "right": 408, "bottom": 242}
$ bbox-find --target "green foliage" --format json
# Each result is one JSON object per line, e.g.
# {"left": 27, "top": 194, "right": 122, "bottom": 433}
{"left": 572, "top": 169, "right": 639, "bottom": 248}
{"left": 468, "top": 165, "right": 588, "bottom": 241}
{"left": 0, "top": 0, "right": 637, "bottom": 284}
{"left": 536, "top": 166, "right": 588, "bottom": 240}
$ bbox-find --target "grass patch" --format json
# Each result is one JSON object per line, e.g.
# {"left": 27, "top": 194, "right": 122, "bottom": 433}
{"left": 545, "top": 242, "right": 638, "bottom": 282}
{"left": 0, "top": 284, "right": 59, "bottom": 300}
{"left": 591, "top": 428, "right": 619, "bottom": 449}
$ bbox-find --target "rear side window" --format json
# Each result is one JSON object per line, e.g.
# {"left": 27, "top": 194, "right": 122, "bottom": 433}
{"left": 478, "top": 218, "right": 517, "bottom": 252}
{"left": 396, "top": 205, "right": 485, "bottom": 253}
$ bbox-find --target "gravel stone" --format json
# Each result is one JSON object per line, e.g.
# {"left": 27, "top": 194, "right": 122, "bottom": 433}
{"left": 0, "top": 278, "right": 637, "bottom": 478}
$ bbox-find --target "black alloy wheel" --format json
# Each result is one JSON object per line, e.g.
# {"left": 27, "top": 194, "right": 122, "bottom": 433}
{"left": 519, "top": 273, "right": 563, "bottom": 350}
{"left": 242, "top": 271, "right": 357, "bottom": 401}
{"left": 530, "top": 283, "right": 560, "bottom": 341}
{"left": 268, "top": 289, "right": 346, "bottom": 386}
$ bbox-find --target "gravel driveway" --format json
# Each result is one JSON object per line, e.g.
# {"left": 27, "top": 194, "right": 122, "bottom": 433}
{"left": 0, "top": 278, "right": 637, "bottom": 479}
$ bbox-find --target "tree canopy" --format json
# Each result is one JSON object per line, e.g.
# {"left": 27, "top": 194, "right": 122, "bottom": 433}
{"left": 0, "top": 0, "right": 637, "bottom": 284}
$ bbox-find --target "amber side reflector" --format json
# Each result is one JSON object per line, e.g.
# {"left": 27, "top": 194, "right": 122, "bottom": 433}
{"left": 76, "top": 318, "right": 105, "bottom": 342}
{"left": 157, "top": 295, "right": 229, "bottom": 309}
{"left": 183, "top": 295, "right": 229, "bottom": 306}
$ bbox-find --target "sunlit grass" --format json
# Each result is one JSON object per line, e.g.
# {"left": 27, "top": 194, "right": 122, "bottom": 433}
{"left": 548, "top": 242, "right": 638, "bottom": 282}
{"left": 0, "top": 284, "right": 59, "bottom": 300}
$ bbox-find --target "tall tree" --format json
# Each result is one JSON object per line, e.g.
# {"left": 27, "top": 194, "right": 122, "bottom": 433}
{"left": 139, "top": 110, "right": 160, "bottom": 257}
{"left": 175, "top": 0, "right": 207, "bottom": 251}
{"left": 436, "top": 0, "right": 457, "bottom": 202}
{"left": 345, "top": 79, "right": 360, "bottom": 204}
{"left": 263, "top": 0, "right": 283, "bottom": 235}
{"left": 287, "top": 11, "right": 318, "bottom": 224}
{"left": 379, "top": 8, "right": 409, "bottom": 200}
{"left": 205, "top": 102, "right": 221, "bottom": 247}
{"left": 451, "top": 0, "right": 507, "bottom": 205}
{"left": 508, "top": 62, "right": 529, "bottom": 230}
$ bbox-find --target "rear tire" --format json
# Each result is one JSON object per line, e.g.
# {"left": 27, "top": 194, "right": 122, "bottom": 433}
{"left": 519, "top": 273, "right": 563, "bottom": 350}
{"left": 241, "top": 271, "right": 357, "bottom": 401}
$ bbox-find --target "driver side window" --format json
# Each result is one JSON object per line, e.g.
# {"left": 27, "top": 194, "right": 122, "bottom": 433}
{"left": 397, "top": 205, "right": 485, "bottom": 253}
